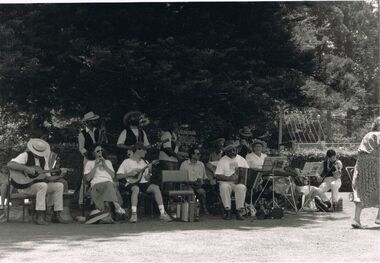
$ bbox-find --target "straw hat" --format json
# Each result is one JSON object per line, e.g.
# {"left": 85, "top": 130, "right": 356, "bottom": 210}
{"left": 85, "top": 209, "right": 110, "bottom": 225}
{"left": 223, "top": 140, "right": 240, "bottom": 152}
{"left": 27, "top": 138, "right": 51, "bottom": 157}
{"left": 239, "top": 126, "right": 253, "bottom": 137}
{"left": 82, "top": 111, "right": 100, "bottom": 122}
{"left": 251, "top": 139, "right": 266, "bottom": 147}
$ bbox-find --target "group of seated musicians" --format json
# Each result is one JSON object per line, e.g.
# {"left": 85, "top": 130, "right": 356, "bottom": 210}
{"left": 3, "top": 110, "right": 344, "bottom": 225}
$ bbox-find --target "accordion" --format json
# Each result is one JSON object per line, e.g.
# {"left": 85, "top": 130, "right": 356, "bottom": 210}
{"left": 235, "top": 167, "right": 261, "bottom": 187}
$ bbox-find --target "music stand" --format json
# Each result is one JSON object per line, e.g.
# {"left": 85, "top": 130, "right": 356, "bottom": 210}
{"left": 252, "top": 156, "right": 289, "bottom": 210}
{"left": 297, "top": 162, "right": 323, "bottom": 213}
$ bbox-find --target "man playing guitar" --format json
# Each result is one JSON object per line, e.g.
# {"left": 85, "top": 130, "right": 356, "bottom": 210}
{"left": 7, "top": 138, "right": 67, "bottom": 225}
{"left": 116, "top": 143, "right": 172, "bottom": 223}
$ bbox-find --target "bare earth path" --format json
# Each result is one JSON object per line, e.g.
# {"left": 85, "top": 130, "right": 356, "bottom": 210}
{"left": 0, "top": 193, "right": 379, "bottom": 262}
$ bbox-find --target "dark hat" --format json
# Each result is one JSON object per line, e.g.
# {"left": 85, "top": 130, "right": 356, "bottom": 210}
{"left": 188, "top": 146, "right": 201, "bottom": 157}
{"left": 123, "top": 111, "right": 142, "bottom": 126}
{"left": 213, "top": 138, "right": 225, "bottom": 146}
{"left": 133, "top": 142, "right": 148, "bottom": 151}
{"left": 239, "top": 126, "right": 253, "bottom": 137}
{"left": 223, "top": 140, "right": 240, "bottom": 152}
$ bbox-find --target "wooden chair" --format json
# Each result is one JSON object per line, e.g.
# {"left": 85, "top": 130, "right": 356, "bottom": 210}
{"left": 161, "top": 170, "right": 195, "bottom": 209}
{"left": 6, "top": 171, "right": 36, "bottom": 222}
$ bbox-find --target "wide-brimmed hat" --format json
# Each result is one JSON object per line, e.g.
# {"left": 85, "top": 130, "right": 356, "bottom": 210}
{"left": 239, "top": 126, "right": 253, "bottom": 137}
{"left": 27, "top": 138, "right": 51, "bottom": 157}
{"left": 251, "top": 139, "right": 266, "bottom": 147}
{"left": 223, "top": 140, "right": 240, "bottom": 152}
{"left": 85, "top": 209, "right": 110, "bottom": 225}
{"left": 82, "top": 111, "right": 100, "bottom": 122}
{"left": 123, "top": 111, "right": 142, "bottom": 126}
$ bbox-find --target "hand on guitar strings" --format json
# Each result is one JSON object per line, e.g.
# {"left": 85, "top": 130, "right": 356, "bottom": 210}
{"left": 24, "top": 166, "right": 37, "bottom": 176}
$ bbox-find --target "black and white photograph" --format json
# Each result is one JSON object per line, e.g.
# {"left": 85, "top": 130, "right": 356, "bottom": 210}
{"left": 0, "top": 1, "right": 379, "bottom": 262}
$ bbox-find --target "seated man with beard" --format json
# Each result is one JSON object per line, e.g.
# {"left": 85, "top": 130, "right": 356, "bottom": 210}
{"left": 215, "top": 141, "right": 249, "bottom": 220}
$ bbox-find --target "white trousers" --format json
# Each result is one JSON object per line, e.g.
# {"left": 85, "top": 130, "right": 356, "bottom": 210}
{"left": 19, "top": 182, "right": 64, "bottom": 211}
{"left": 317, "top": 177, "right": 342, "bottom": 203}
{"left": 219, "top": 182, "right": 246, "bottom": 210}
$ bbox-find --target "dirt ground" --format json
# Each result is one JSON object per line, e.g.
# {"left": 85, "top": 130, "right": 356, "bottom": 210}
{"left": 0, "top": 193, "right": 379, "bottom": 263}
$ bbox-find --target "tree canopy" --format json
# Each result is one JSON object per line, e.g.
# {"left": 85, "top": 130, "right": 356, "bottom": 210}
{"left": 0, "top": 2, "right": 378, "bottom": 146}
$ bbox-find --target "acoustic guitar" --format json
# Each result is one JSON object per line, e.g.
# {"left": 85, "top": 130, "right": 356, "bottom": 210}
{"left": 126, "top": 160, "right": 160, "bottom": 184}
{"left": 10, "top": 166, "right": 74, "bottom": 189}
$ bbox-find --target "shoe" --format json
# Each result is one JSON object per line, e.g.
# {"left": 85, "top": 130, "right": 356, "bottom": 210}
{"left": 35, "top": 214, "right": 49, "bottom": 225}
{"left": 315, "top": 197, "right": 330, "bottom": 212}
{"left": 129, "top": 213, "right": 137, "bottom": 223}
{"left": 51, "top": 212, "right": 69, "bottom": 224}
{"left": 351, "top": 220, "right": 363, "bottom": 229}
{"left": 116, "top": 207, "right": 126, "bottom": 215}
{"left": 223, "top": 209, "right": 232, "bottom": 220}
{"left": 203, "top": 209, "right": 210, "bottom": 216}
{"left": 160, "top": 213, "right": 173, "bottom": 222}
{"left": 236, "top": 209, "right": 244, "bottom": 220}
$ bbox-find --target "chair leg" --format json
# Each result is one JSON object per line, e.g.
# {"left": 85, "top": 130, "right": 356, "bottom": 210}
{"left": 6, "top": 186, "right": 10, "bottom": 222}
{"left": 6, "top": 200, "right": 10, "bottom": 222}
{"left": 150, "top": 195, "right": 154, "bottom": 218}
{"left": 22, "top": 203, "right": 25, "bottom": 222}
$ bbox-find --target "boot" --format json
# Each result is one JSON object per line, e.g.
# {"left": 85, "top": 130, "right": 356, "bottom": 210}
{"left": 223, "top": 209, "right": 232, "bottom": 220}
{"left": 52, "top": 211, "right": 69, "bottom": 224}
{"left": 236, "top": 208, "right": 245, "bottom": 220}
{"left": 35, "top": 211, "right": 48, "bottom": 225}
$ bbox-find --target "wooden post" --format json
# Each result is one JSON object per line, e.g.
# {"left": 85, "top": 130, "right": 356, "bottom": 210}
{"left": 278, "top": 106, "right": 283, "bottom": 150}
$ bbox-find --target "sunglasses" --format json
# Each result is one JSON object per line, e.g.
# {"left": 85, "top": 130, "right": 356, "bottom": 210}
{"left": 95, "top": 149, "right": 103, "bottom": 153}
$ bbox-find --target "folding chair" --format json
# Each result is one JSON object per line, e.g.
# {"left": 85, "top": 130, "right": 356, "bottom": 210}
{"left": 297, "top": 162, "right": 324, "bottom": 213}
{"left": 345, "top": 166, "right": 355, "bottom": 202}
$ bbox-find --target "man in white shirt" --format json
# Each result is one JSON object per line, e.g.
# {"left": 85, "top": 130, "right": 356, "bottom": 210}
{"left": 180, "top": 147, "right": 209, "bottom": 215}
{"left": 117, "top": 143, "right": 172, "bottom": 223}
{"left": 215, "top": 141, "right": 249, "bottom": 220}
{"left": 7, "top": 138, "right": 67, "bottom": 225}
{"left": 246, "top": 139, "right": 268, "bottom": 170}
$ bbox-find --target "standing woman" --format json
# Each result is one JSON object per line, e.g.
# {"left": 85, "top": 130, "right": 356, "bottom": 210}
{"left": 351, "top": 117, "right": 380, "bottom": 229}
{"left": 159, "top": 121, "right": 180, "bottom": 170}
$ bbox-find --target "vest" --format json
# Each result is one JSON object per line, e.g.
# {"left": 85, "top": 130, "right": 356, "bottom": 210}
{"left": 81, "top": 129, "right": 99, "bottom": 153}
{"left": 26, "top": 151, "right": 46, "bottom": 169}
{"left": 123, "top": 126, "right": 144, "bottom": 146}
{"left": 322, "top": 159, "right": 335, "bottom": 178}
